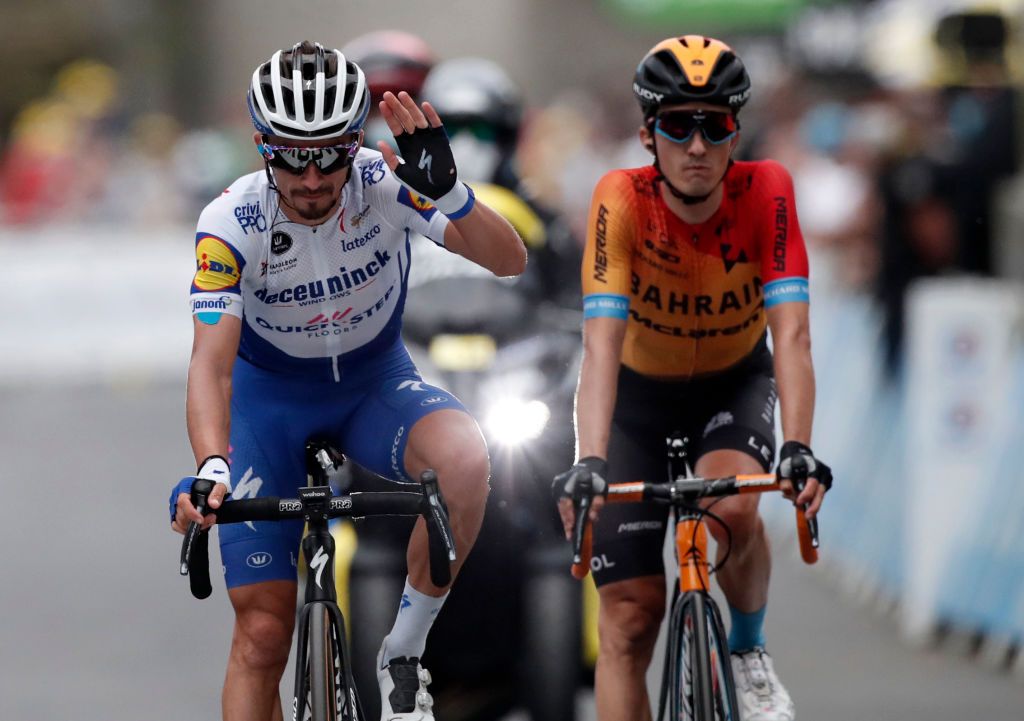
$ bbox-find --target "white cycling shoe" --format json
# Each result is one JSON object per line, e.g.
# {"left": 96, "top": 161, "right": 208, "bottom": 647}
{"left": 376, "top": 637, "right": 435, "bottom": 721}
{"left": 730, "top": 647, "right": 795, "bottom": 721}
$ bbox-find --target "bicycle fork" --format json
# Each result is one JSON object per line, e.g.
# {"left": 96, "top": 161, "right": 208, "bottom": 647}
{"left": 293, "top": 487, "right": 358, "bottom": 721}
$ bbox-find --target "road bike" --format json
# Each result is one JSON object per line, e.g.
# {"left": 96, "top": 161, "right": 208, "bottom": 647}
{"left": 560, "top": 437, "right": 819, "bottom": 721}
{"left": 178, "top": 439, "right": 457, "bottom": 721}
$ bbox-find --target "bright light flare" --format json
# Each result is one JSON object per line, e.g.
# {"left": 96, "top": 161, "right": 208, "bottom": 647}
{"left": 484, "top": 398, "right": 551, "bottom": 446}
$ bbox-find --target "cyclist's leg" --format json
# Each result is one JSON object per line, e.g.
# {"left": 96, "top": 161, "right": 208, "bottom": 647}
{"left": 693, "top": 450, "right": 770, "bottom": 625}
{"left": 691, "top": 368, "right": 777, "bottom": 645}
{"left": 340, "top": 364, "right": 482, "bottom": 717}
{"left": 595, "top": 577, "right": 665, "bottom": 721}
{"left": 224, "top": 581, "right": 298, "bottom": 721}
{"left": 219, "top": 357, "right": 333, "bottom": 721}
{"left": 591, "top": 406, "right": 671, "bottom": 721}
{"left": 335, "top": 360, "right": 479, "bottom": 643}
{"left": 402, "top": 407, "right": 489, "bottom": 586}
{"left": 339, "top": 370, "right": 487, "bottom": 594}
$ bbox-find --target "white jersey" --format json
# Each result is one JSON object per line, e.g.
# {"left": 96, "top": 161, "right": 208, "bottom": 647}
{"left": 189, "top": 148, "right": 450, "bottom": 381}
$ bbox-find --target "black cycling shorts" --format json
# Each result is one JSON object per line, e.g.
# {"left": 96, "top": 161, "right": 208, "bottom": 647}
{"left": 591, "top": 338, "right": 778, "bottom": 587}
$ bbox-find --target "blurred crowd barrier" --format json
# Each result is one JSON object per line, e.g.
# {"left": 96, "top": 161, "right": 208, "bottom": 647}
{"left": 0, "top": 228, "right": 194, "bottom": 385}
{"left": 762, "top": 273, "right": 1024, "bottom": 662}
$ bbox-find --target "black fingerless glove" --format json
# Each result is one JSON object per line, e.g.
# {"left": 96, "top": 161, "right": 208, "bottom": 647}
{"left": 552, "top": 456, "right": 609, "bottom": 501}
{"left": 392, "top": 125, "right": 475, "bottom": 219}
{"left": 776, "top": 441, "right": 833, "bottom": 492}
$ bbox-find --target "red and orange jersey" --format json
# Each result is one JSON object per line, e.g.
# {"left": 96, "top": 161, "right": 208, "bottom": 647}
{"left": 581, "top": 161, "right": 809, "bottom": 377}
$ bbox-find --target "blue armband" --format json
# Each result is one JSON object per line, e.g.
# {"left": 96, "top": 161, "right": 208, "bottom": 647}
{"left": 583, "top": 293, "right": 629, "bottom": 320}
{"left": 764, "top": 277, "right": 809, "bottom": 308}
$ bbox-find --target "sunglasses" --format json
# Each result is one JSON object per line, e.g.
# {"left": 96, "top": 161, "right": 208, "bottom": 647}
{"left": 258, "top": 134, "right": 361, "bottom": 175}
{"left": 446, "top": 120, "right": 498, "bottom": 143}
{"left": 654, "top": 110, "right": 738, "bottom": 146}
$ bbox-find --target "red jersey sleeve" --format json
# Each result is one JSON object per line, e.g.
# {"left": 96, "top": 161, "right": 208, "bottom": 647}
{"left": 581, "top": 170, "right": 636, "bottom": 319}
{"left": 755, "top": 161, "right": 809, "bottom": 308}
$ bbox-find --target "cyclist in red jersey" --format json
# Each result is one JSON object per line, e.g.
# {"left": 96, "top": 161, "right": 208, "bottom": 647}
{"left": 555, "top": 35, "right": 833, "bottom": 721}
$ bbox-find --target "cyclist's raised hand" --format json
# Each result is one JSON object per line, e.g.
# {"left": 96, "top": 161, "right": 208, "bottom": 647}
{"left": 776, "top": 441, "right": 833, "bottom": 519}
{"left": 169, "top": 455, "right": 231, "bottom": 534}
{"left": 376, "top": 90, "right": 474, "bottom": 217}
{"left": 552, "top": 456, "right": 609, "bottom": 540}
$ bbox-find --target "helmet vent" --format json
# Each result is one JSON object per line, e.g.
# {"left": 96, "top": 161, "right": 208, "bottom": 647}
{"left": 302, "top": 89, "right": 316, "bottom": 122}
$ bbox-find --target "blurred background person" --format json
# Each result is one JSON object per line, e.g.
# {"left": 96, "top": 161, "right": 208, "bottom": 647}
{"left": 422, "top": 57, "right": 581, "bottom": 308}
{"left": 342, "top": 30, "right": 437, "bottom": 151}
{"left": 345, "top": 49, "right": 590, "bottom": 721}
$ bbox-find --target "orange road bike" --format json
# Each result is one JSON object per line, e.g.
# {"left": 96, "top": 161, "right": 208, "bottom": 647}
{"left": 563, "top": 437, "right": 819, "bottom": 721}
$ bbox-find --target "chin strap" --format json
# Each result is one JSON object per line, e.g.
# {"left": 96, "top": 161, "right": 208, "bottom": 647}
{"left": 646, "top": 115, "right": 734, "bottom": 205}
{"left": 263, "top": 161, "right": 303, "bottom": 218}
{"left": 263, "top": 160, "right": 279, "bottom": 193}
{"left": 262, "top": 160, "right": 350, "bottom": 222}
{"left": 653, "top": 153, "right": 734, "bottom": 205}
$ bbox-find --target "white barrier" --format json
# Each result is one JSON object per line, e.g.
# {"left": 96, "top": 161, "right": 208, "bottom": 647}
{"left": 0, "top": 226, "right": 194, "bottom": 384}
{"left": 793, "top": 277, "right": 1024, "bottom": 648}
{"left": 903, "top": 279, "right": 1023, "bottom": 642}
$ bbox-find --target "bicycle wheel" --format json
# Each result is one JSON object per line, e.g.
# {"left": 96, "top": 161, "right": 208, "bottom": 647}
{"left": 668, "top": 592, "right": 715, "bottom": 721}
{"left": 304, "top": 602, "right": 354, "bottom": 721}
{"left": 704, "top": 598, "right": 740, "bottom": 721}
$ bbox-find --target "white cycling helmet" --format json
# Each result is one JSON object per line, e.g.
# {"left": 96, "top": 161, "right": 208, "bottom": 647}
{"left": 247, "top": 40, "right": 370, "bottom": 140}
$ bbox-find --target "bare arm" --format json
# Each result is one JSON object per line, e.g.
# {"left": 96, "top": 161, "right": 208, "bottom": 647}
{"left": 186, "top": 315, "right": 241, "bottom": 465}
{"left": 171, "top": 315, "right": 242, "bottom": 533}
{"left": 767, "top": 301, "right": 825, "bottom": 514}
{"left": 441, "top": 205, "right": 527, "bottom": 277}
{"left": 556, "top": 316, "right": 626, "bottom": 536}
{"left": 576, "top": 317, "right": 627, "bottom": 460}
{"left": 767, "top": 302, "right": 814, "bottom": 445}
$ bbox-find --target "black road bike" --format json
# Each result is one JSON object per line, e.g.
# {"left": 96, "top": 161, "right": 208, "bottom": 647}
{"left": 178, "top": 440, "right": 457, "bottom": 721}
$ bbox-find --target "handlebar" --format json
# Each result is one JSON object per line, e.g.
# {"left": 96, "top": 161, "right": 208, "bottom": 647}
{"left": 563, "top": 470, "right": 819, "bottom": 580}
{"left": 178, "top": 469, "right": 457, "bottom": 599}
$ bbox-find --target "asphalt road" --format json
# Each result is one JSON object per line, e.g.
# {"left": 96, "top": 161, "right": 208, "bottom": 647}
{"left": 1, "top": 381, "right": 1021, "bottom": 720}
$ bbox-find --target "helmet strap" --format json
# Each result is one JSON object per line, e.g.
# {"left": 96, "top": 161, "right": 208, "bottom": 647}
{"left": 263, "top": 159, "right": 352, "bottom": 225}
{"left": 645, "top": 112, "right": 738, "bottom": 205}
{"left": 651, "top": 142, "right": 733, "bottom": 206}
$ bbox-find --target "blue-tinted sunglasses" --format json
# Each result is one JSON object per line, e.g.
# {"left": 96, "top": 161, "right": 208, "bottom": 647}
{"left": 654, "top": 110, "right": 738, "bottom": 146}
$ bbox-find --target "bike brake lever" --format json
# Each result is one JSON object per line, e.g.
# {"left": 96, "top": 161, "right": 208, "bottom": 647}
{"left": 789, "top": 461, "right": 820, "bottom": 564}
{"left": 571, "top": 492, "right": 592, "bottom": 564}
{"left": 421, "top": 470, "right": 456, "bottom": 588}
{"left": 791, "top": 464, "right": 820, "bottom": 545}
{"left": 180, "top": 478, "right": 215, "bottom": 598}
{"left": 568, "top": 470, "right": 595, "bottom": 579}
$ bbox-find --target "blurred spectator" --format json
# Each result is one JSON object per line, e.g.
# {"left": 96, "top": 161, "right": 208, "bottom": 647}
{"left": 342, "top": 30, "right": 436, "bottom": 151}
{"left": 423, "top": 57, "right": 581, "bottom": 307}
{"left": 0, "top": 59, "right": 119, "bottom": 224}
{"left": 875, "top": 9, "right": 1018, "bottom": 372}
{"left": 876, "top": 89, "right": 960, "bottom": 372}
{"left": 934, "top": 10, "right": 1018, "bottom": 274}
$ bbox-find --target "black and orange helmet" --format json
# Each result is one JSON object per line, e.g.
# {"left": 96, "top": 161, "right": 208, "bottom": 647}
{"left": 633, "top": 35, "right": 751, "bottom": 119}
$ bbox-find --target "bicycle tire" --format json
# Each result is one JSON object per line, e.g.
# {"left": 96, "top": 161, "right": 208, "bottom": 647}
{"left": 704, "top": 598, "right": 740, "bottom": 721}
{"left": 670, "top": 592, "right": 715, "bottom": 721}
{"left": 307, "top": 602, "right": 344, "bottom": 721}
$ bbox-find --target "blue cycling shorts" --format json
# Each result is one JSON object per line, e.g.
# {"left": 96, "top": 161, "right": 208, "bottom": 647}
{"left": 219, "top": 338, "right": 467, "bottom": 588}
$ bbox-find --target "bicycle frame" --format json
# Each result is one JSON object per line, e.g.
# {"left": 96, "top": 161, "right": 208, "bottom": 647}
{"left": 177, "top": 440, "right": 457, "bottom": 721}
{"left": 563, "top": 437, "right": 819, "bottom": 721}
{"left": 292, "top": 449, "right": 357, "bottom": 721}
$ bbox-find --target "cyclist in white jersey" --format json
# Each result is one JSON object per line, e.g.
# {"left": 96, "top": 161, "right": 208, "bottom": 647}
{"left": 169, "top": 41, "right": 526, "bottom": 721}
